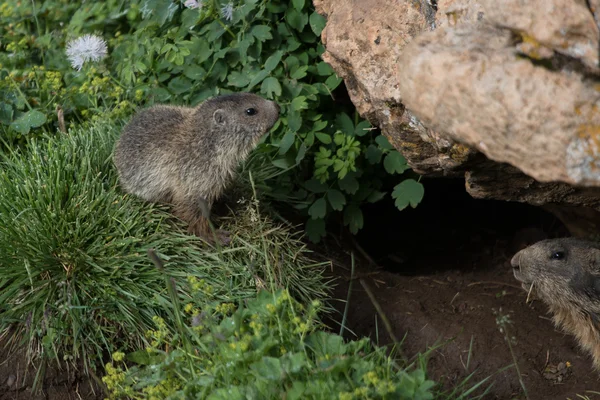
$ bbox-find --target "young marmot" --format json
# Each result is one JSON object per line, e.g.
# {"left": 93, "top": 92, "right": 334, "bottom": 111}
{"left": 113, "top": 92, "right": 280, "bottom": 244}
{"left": 511, "top": 238, "right": 600, "bottom": 369}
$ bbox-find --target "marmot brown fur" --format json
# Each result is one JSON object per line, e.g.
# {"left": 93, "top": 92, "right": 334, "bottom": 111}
{"left": 113, "top": 93, "right": 280, "bottom": 244}
{"left": 511, "top": 238, "right": 600, "bottom": 369}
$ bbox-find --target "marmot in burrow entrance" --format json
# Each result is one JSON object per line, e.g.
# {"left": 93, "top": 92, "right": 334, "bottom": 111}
{"left": 511, "top": 238, "right": 600, "bottom": 369}
{"left": 113, "top": 93, "right": 280, "bottom": 244}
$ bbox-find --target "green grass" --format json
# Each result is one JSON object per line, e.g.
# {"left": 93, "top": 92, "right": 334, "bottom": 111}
{"left": 0, "top": 118, "right": 330, "bottom": 374}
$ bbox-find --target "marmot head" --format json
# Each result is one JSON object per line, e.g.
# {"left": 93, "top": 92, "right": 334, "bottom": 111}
{"left": 511, "top": 238, "right": 600, "bottom": 310}
{"left": 197, "top": 92, "right": 280, "bottom": 147}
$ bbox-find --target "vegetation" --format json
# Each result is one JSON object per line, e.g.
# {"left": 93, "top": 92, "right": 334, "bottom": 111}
{"left": 0, "top": 0, "right": 424, "bottom": 242}
{"left": 0, "top": 119, "right": 329, "bottom": 372}
{"left": 103, "top": 289, "right": 436, "bottom": 400}
{"left": 0, "top": 0, "right": 452, "bottom": 398}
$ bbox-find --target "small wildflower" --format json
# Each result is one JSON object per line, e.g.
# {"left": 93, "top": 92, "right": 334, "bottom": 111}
{"left": 266, "top": 303, "right": 276, "bottom": 314}
{"left": 65, "top": 34, "right": 108, "bottom": 71}
{"left": 353, "top": 387, "right": 369, "bottom": 397}
{"left": 184, "top": 0, "right": 202, "bottom": 9}
{"left": 221, "top": 2, "right": 234, "bottom": 21}
{"left": 112, "top": 351, "right": 125, "bottom": 362}
{"left": 363, "top": 370, "right": 379, "bottom": 386}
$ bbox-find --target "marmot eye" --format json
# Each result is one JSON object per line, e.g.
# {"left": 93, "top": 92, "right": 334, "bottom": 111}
{"left": 551, "top": 251, "right": 565, "bottom": 260}
{"left": 245, "top": 108, "right": 257, "bottom": 116}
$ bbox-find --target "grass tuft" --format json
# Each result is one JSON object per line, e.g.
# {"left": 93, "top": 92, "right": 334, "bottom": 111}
{"left": 0, "top": 119, "right": 330, "bottom": 373}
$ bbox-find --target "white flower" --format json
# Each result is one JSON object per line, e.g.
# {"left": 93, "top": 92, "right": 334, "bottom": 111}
{"left": 221, "top": 2, "right": 234, "bottom": 21}
{"left": 65, "top": 34, "right": 108, "bottom": 71}
{"left": 184, "top": 0, "right": 202, "bottom": 9}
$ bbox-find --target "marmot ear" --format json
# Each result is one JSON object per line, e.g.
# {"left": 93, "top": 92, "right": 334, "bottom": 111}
{"left": 213, "top": 109, "right": 227, "bottom": 126}
{"left": 591, "top": 248, "right": 600, "bottom": 272}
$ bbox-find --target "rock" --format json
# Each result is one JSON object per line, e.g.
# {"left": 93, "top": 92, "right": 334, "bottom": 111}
{"left": 315, "top": 0, "right": 480, "bottom": 177}
{"left": 315, "top": 0, "right": 600, "bottom": 234}
{"left": 398, "top": 23, "right": 600, "bottom": 186}
{"left": 482, "top": 0, "right": 599, "bottom": 70}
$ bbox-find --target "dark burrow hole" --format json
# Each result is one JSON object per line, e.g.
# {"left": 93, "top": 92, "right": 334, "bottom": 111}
{"left": 354, "top": 176, "right": 570, "bottom": 276}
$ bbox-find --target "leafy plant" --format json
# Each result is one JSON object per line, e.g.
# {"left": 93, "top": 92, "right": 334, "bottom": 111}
{"left": 103, "top": 289, "right": 436, "bottom": 400}
{"left": 0, "top": 0, "right": 424, "bottom": 242}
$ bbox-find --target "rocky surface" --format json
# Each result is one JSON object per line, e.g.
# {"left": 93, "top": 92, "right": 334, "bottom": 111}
{"left": 314, "top": 0, "right": 600, "bottom": 232}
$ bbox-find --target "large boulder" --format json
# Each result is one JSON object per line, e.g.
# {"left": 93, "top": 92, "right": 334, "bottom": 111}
{"left": 314, "top": 0, "right": 600, "bottom": 234}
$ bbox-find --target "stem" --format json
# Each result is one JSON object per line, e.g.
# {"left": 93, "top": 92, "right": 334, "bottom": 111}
{"left": 339, "top": 252, "right": 355, "bottom": 336}
{"left": 31, "top": 0, "right": 45, "bottom": 65}
{"left": 8, "top": 75, "right": 34, "bottom": 111}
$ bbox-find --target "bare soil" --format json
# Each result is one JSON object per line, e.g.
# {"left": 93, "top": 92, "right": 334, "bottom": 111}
{"left": 324, "top": 178, "right": 600, "bottom": 399}
{"left": 3, "top": 177, "right": 600, "bottom": 399}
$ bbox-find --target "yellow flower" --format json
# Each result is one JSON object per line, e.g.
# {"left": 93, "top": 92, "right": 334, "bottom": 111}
{"left": 363, "top": 370, "right": 379, "bottom": 386}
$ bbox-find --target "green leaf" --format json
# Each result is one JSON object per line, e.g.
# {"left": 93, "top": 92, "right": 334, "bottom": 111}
{"left": 305, "top": 131, "right": 315, "bottom": 146}
{"left": 295, "top": 143, "right": 307, "bottom": 164}
{"left": 287, "top": 381, "right": 306, "bottom": 400}
{"left": 291, "top": 96, "right": 308, "bottom": 111}
{"left": 287, "top": 111, "right": 302, "bottom": 132}
{"left": 282, "top": 352, "right": 306, "bottom": 374}
{"left": 309, "top": 12, "right": 327, "bottom": 36}
{"left": 251, "top": 25, "right": 273, "bottom": 41}
{"left": 383, "top": 151, "right": 409, "bottom": 174}
{"left": 308, "top": 197, "right": 327, "bottom": 219}
{"left": 392, "top": 179, "right": 424, "bottom": 211}
{"left": 343, "top": 205, "right": 363, "bottom": 234}
{"left": 375, "top": 134, "right": 394, "bottom": 150}
{"left": 306, "top": 218, "right": 326, "bottom": 243}
{"left": 292, "top": 0, "right": 305, "bottom": 11}
{"left": 272, "top": 158, "right": 293, "bottom": 169}
{"left": 286, "top": 8, "right": 308, "bottom": 31}
{"left": 264, "top": 51, "right": 283, "bottom": 72}
{"left": 133, "top": 60, "right": 148, "bottom": 73}
{"left": 126, "top": 349, "right": 164, "bottom": 365}
{"left": 250, "top": 357, "right": 282, "bottom": 381}
{"left": 315, "top": 132, "right": 331, "bottom": 144}
{"left": 290, "top": 66, "right": 308, "bottom": 80}
{"left": 167, "top": 76, "right": 192, "bottom": 95}
{"left": 279, "top": 131, "right": 296, "bottom": 155}
{"left": 333, "top": 132, "right": 345, "bottom": 146}
{"left": 367, "top": 190, "right": 386, "bottom": 203}
{"left": 327, "top": 189, "right": 346, "bottom": 211}
{"left": 355, "top": 120, "right": 372, "bottom": 136}
{"left": 247, "top": 70, "right": 270, "bottom": 89}
{"left": 261, "top": 77, "right": 282, "bottom": 98}
{"left": 0, "top": 102, "right": 14, "bottom": 124}
{"left": 316, "top": 61, "right": 333, "bottom": 76}
{"left": 183, "top": 64, "right": 205, "bottom": 80}
{"left": 325, "top": 74, "right": 342, "bottom": 90}
{"left": 26, "top": 110, "right": 46, "bottom": 128}
{"left": 338, "top": 175, "right": 359, "bottom": 194}
{"left": 207, "top": 387, "right": 244, "bottom": 400}
{"left": 313, "top": 120, "right": 328, "bottom": 131}
{"left": 335, "top": 113, "right": 354, "bottom": 134}
{"left": 10, "top": 110, "right": 47, "bottom": 134}
{"left": 227, "top": 71, "right": 251, "bottom": 87}
{"left": 365, "top": 144, "right": 382, "bottom": 164}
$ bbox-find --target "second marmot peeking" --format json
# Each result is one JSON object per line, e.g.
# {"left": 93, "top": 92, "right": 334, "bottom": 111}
{"left": 113, "top": 92, "right": 280, "bottom": 244}
{"left": 511, "top": 238, "right": 600, "bottom": 370}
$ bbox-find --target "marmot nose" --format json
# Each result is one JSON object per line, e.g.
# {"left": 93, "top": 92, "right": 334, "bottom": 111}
{"left": 510, "top": 253, "right": 521, "bottom": 270}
